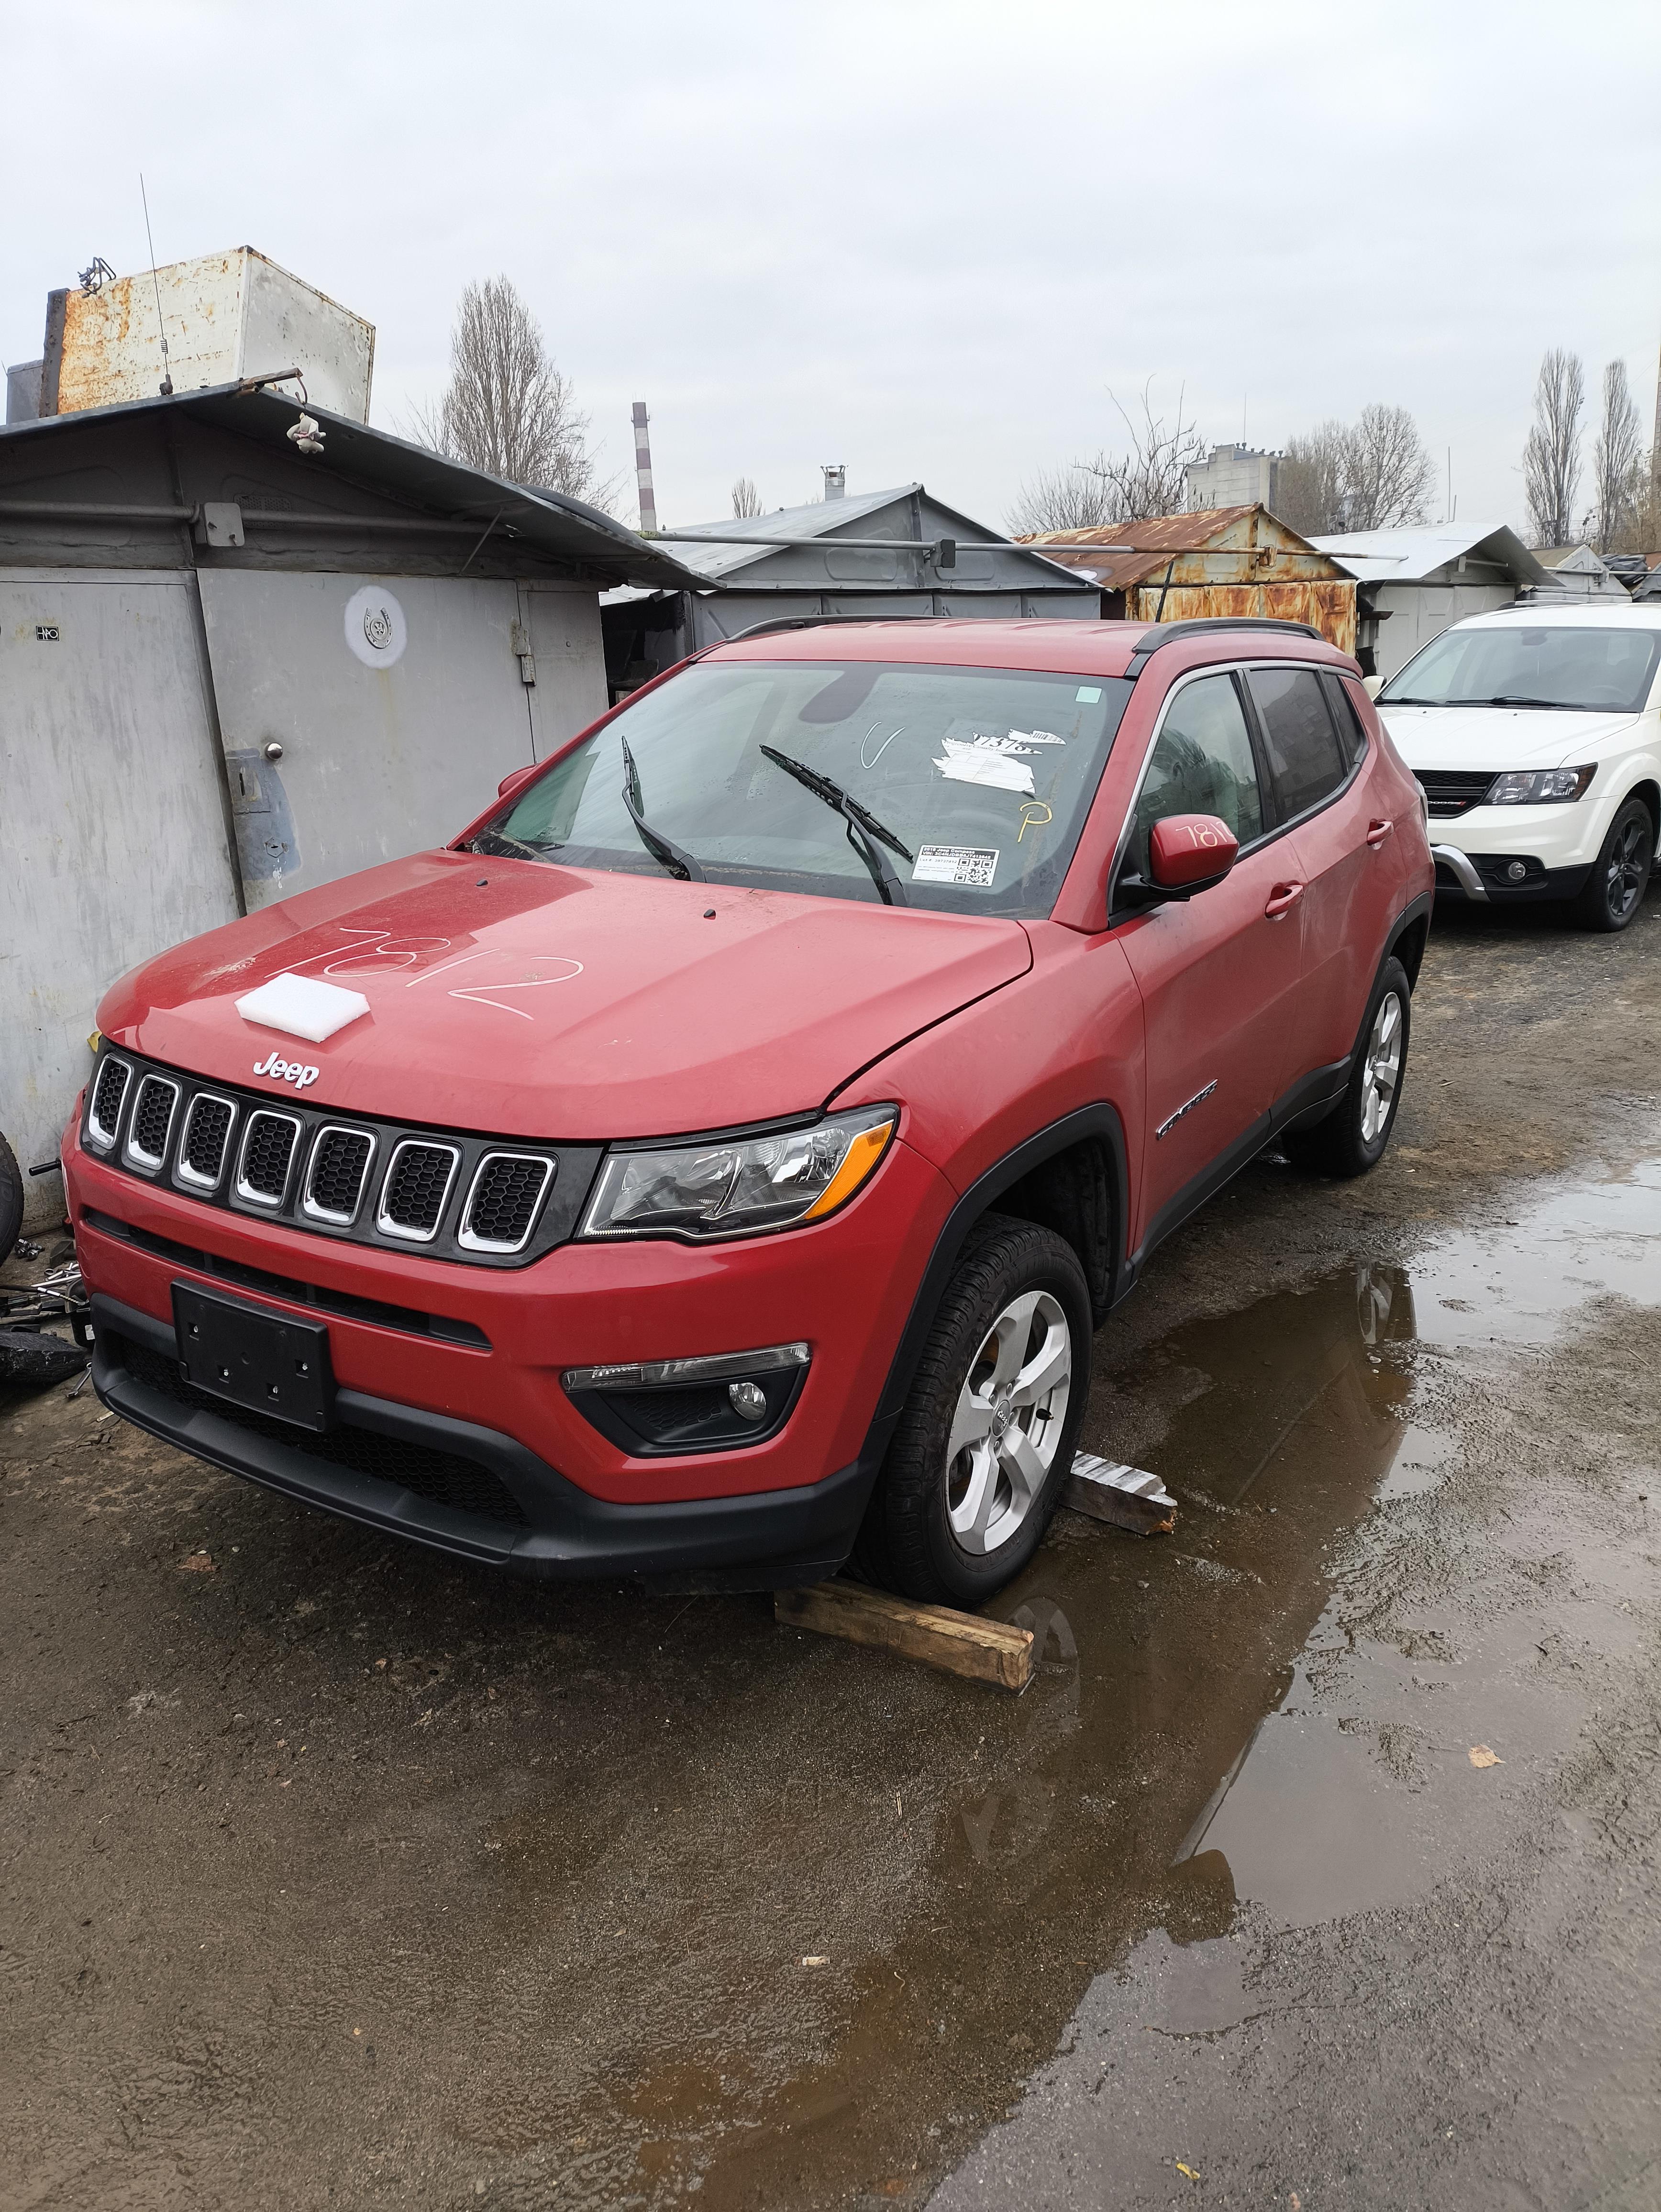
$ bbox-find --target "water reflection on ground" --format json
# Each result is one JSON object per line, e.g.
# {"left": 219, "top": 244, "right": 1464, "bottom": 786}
{"left": 696, "top": 1150, "right": 1661, "bottom": 2205}
{"left": 685, "top": 1260, "right": 1422, "bottom": 2205}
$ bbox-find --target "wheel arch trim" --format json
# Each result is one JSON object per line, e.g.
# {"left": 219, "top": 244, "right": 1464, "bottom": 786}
{"left": 856, "top": 1104, "right": 1131, "bottom": 1481}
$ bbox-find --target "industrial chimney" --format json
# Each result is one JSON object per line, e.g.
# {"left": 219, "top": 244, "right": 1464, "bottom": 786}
{"left": 632, "top": 402, "right": 658, "bottom": 534}
{"left": 822, "top": 465, "right": 846, "bottom": 501}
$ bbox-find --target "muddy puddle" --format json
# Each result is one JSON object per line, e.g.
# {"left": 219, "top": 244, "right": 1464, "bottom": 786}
{"left": 612, "top": 1151, "right": 1661, "bottom": 2207}
{"left": 9, "top": 1147, "right": 1658, "bottom": 2208}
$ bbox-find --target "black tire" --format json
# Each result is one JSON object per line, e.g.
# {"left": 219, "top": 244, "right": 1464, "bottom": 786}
{"left": 1284, "top": 956, "right": 1411, "bottom": 1180}
{"left": 1571, "top": 795, "right": 1653, "bottom": 932}
{"left": 0, "top": 1129, "right": 23, "bottom": 1266}
{"left": 852, "top": 1215, "right": 1091, "bottom": 1605}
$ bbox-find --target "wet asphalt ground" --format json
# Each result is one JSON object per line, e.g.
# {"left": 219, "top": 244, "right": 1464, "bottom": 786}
{"left": 4, "top": 889, "right": 1661, "bottom": 2211}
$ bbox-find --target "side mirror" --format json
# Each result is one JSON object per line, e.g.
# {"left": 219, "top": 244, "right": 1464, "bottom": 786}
{"left": 497, "top": 762, "right": 540, "bottom": 801}
{"left": 1116, "top": 814, "right": 1238, "bottom": 910}
{"left": 1362, "top": 674, "right": 1385, "bottom": 700}
{"left": 1150, "top": 813, "right": 1239, "bottom": 890}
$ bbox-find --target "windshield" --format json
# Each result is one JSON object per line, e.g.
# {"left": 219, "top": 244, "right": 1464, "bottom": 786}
{"left": 1379, "top": 624, "right": 1661, "bottom": 713}
{"left": 472, "top": 658, "right": 1132, "bottom": 917}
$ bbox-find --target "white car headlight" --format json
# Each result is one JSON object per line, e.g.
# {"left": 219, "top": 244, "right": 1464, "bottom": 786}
{"left": 1488, "top": 765, "right": 1596, "bottom": 805}
{"left": 579, "top": 1104, "right": 898, "bottom": 1241}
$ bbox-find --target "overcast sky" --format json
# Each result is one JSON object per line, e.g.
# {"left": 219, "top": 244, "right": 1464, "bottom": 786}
{"left": 4, "top": 0, "right": 1659, "bottom": 538}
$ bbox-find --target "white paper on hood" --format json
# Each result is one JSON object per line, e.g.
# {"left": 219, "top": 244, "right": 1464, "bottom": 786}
{"left": 932, "top": 738, "right": 1035, "bottom": 795}
{"left": 235, "top": 971, "right": 371, "bottom": 1044}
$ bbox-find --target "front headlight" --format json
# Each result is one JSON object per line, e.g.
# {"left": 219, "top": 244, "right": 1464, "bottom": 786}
{"left": 579, "top": 1104, "right": 898, "bottom": 1241}
{"left": 1488, "top": 765, "right": 1596, "bottom": 805}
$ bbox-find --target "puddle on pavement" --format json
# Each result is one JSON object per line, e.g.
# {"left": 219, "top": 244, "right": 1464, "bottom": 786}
{"left": 480, "top": 1150, "right": 1661, "bottom": 2203}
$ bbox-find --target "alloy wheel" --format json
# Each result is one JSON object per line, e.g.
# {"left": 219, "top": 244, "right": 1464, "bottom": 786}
{"left": 945, "top": 1289, "right": 1072, "bottom": 1555}
{"left": 1361, "top": 989, "right": 1404, "bottom": 1146}
{"left": 1605, "top": 814, "right": 1649, "bottom": 923}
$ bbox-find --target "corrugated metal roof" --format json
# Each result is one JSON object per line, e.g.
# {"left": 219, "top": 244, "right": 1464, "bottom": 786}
{"left": 662, "top": 483, "right": 1090, "bottom": 588}
{"left": 667, "top": 485, "right": 925, "bottom": 579}
{"left": 1024, "top": 506, "right": 1259, "bottom": 553}
{"left": 1021, "top": 507, "right": 1338, "bottom": 592}
{"left": 0, "top": 383, "right": 699, "bottom": 589}
{"left": 1310, "top": 522, "right": 1549, "bottom": 589}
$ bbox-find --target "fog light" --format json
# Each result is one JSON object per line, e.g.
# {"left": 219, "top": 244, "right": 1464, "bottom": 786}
{"left": 728, "top": 1379, "right": 769, "bottom": 1422}
{"left": 1506, "top": 861, "right": 1528, "bottom": 883}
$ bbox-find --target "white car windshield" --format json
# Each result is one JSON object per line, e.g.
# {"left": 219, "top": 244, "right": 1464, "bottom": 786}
{"left": 474, "top": 658, "right": 1132, "bottom": 917}
{"left": 1379, "top": 624, "right": 1661, "bottom": 713}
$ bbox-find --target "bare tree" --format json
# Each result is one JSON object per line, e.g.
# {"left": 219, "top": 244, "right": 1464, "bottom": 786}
{"left": 1590, "top": 360, "right": 1644, "bottom": 551}
{"left": 1080, "top": 384, "right": 1207, "bottom": 520}
{"left": 1340, "top": 403, "right": 1435, "bottom": 531}
{"left": 1275, "top": 405, "right": 1433, "bottom": 535}
{"left": 1523, "top": 348, "right": 1586, "bottom": 548}
{"left": 408, "top": 276, "right": 618, "bottom": 510}
{"left": 1277, "top": 421, "right": 1349, "bottom": 537}
{"left": 1008, "top": 382, "right": 1204, "bottom": 535}
{"left": 731, "top": 476, "right": 764, "bottom": 518}
{"left": 1005, "top": 463, "right": 1123, "bottom": 536}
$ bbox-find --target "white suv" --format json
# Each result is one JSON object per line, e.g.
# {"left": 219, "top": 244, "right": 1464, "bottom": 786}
{"left": 1374, "top": 603, "right": 1661, "bottom": 931}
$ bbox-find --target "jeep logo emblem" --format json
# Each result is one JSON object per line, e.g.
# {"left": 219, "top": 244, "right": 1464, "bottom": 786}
{"left": 252, "top": 1051, "right": 320, "bottom": 1090}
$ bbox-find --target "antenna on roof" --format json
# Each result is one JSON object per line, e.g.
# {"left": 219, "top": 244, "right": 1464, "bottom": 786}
{"left": 138, "top": 174, "right": 173, "bottom": 396}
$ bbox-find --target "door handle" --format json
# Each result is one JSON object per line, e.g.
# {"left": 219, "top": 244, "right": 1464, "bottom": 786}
{"left": 1366, "top": 818, "right": 1395, "bottom": 848}
{"left": 1264, "top": 881, "right": 1305, "bottom": 919}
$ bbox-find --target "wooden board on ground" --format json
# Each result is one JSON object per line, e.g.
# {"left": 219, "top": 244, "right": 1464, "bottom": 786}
{"left": 1063, "top": 1453, "right": 1176, "bottom": 1536}
{"left": 775, "top": 1579, "right": 1034, "bottom": 1693}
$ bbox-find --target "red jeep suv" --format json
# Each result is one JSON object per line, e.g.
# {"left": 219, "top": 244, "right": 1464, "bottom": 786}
{"left": 66, "top": 617, "right": 1432, "bottom": 1604}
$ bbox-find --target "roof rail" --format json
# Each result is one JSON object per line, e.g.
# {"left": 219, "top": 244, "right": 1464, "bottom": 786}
{"left": 1123, "top": 615, "right": 1326, "bottom": 678}
{"left": 723, "top": 612, "right": 951, "bottom": 644}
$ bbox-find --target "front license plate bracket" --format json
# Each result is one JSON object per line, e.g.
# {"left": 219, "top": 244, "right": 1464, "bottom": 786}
{"left": 172, "top": 1281, "right": 334, "bottom": 1433}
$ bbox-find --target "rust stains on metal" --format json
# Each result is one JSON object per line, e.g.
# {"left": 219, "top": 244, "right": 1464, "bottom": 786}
{"left": 1018, "top": 504, "right": 1357, "bottom": 652}
{"left": 1125, "top": 579, "right": 1357, "bottom": 655}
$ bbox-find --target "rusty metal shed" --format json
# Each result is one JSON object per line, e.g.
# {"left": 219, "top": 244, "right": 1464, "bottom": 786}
{"left": 0, "top": 385, "right": 695, "bottom": 1225}
{"left": 1019, "top": 505, "right": 1357, "bottom": 656}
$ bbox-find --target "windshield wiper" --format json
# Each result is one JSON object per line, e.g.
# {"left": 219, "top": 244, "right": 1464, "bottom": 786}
{"left": 469, "top": 829, "right": 560, "bottom": 861}
{"left": 619, "top": 736, "right": 705, "bottom": 882}
{"left": 1418, "top": 694, "right": 1585, "bottom": 710}
{"left": 1482, "top": 695, "right": 1585, "bottom": 710}
{"left": 760, "top": 745, "right": 913, "bottom": 907}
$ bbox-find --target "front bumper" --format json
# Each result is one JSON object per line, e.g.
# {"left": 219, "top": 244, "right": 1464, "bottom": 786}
{"left": 1430, "top": 844, "right": 1593, "bottom": 903}
{"left": 67, "top": 1118, "right": 953, "bottom": 1587}
{"left": 91, "top": 1294, "right": 872, "bottom": 1587}
{"left": 1427, "top": 786, "right": 1632, "bottom": 901}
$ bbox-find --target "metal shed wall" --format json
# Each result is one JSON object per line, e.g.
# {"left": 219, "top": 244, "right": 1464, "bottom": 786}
{"left": 196, "top": 572, "right": 605, "bottom": 907}
{"left": 0, "top": 391, "right": 679, "bottom": 1223}
{"left": 1, "top": 568, "right": 244, "bottom": 1222}
{"left": 1369, "top": 581, "right": 1516, "bottom": 677}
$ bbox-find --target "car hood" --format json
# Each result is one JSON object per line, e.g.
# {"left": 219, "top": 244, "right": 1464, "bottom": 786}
{"left": 1379, "top": 703, "right": 1643, "bottom": 772}
{"left": 96, "top": 852, "right": 1033, "bottom": 1140}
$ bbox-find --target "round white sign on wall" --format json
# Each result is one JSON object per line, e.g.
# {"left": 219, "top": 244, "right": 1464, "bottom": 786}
{"left": 344, "top": 585, "right": 408, "bottom": 668}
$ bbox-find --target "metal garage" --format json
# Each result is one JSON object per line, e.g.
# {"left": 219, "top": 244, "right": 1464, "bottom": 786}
{"left": 0, "top": 387, "right": 692, "bottom": 1224}
{"left": 601, "top": 482, "right": 1101, "bottom": 699}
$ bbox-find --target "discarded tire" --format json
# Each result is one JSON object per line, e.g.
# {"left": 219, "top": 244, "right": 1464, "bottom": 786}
{"left": 0, "top": 1327, "right": 87, "bottom": 1389}
{"left": 0, "top": 1130, "right": 22, "bottom": 1267}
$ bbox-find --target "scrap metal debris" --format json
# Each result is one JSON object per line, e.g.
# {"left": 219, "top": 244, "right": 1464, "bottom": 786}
{"left": 0, "top": 1261, "right": 90, "bottom": 1390}
{"left": 1063, "top": 1453, "right": 1177, "bottom": 1536}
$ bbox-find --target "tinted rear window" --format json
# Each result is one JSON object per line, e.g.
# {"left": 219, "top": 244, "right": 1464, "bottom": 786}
{"left": 1249, "top": 668, "right": 1348, "bottom": 818}
{"left": 1320, "top": 672, "right": 1370, "bottom": 765}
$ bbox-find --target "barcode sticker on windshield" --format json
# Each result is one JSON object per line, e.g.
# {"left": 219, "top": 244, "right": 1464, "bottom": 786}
{"left": 913, "top": 845, "right": 999, "bottom": 888}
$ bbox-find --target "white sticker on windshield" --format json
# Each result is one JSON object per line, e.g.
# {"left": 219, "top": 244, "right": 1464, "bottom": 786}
{"left": 914, "top": 844, "right": 999, "bottom": 887}
{"left": 1075, "top": 686, "right": 1102, "bottom": 703}
{"left": 933, "top": 738, "right": 1035, "bottom": 794}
